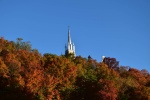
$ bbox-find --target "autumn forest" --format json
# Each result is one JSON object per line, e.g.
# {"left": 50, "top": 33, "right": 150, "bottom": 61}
{"left": 0, "top": 37, "right": 150, "bottom": 100}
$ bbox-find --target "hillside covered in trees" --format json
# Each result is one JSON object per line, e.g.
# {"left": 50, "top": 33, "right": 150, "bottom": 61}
{"left": 0, "top": 37, "right": 150, "bottom": 100}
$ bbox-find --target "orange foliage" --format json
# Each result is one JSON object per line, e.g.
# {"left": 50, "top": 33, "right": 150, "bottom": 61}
{"left": 0, "top": 37, "right": 150, "bottom": 100}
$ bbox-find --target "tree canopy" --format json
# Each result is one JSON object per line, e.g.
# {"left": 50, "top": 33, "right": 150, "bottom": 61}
{"left": 0, "top": 37, "right": 150, "bottom": 100}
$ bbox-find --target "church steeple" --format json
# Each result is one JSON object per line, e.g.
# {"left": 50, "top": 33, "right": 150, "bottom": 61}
{"left": 65, "top": 27, "right": 76, "bottom": 57}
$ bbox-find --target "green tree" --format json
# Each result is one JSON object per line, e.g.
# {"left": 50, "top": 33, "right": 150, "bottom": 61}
{"left": 15, "top": 38, "right": 31, "bottom": 51}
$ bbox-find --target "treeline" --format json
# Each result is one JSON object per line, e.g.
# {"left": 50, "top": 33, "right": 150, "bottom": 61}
{"left": 0, "top": 37, "right": 150, "bottom": 100}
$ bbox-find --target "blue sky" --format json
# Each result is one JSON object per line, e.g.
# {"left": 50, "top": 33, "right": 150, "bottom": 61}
{"left": 0, "top": 0, "right": 150, "bottom": 71}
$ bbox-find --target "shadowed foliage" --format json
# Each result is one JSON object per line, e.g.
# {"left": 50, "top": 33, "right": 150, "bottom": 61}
{"left": 0, "top": 37, "right": 150, "bottom": 100}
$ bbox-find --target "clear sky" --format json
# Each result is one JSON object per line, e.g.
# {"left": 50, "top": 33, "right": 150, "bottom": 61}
{"left": 0, "top": 0, "right": 150, "bottom": 71}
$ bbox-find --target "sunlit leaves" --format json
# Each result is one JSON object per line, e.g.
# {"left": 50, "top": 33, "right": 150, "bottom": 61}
{"left": 0, "top": 57, "right": 8, "bottom": 78}
{"left": 0, "top": 37, "right": 150, "bottom": 100}
{"left": 43, "top": 53, "right": 78, "bottom": 99}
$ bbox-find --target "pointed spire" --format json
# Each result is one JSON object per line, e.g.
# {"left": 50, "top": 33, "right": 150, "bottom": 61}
{"left": 65, "top": 26, "right": 76, "bottom": 57}
{"left": 68, "top": 26, "right": 71, "bottom": 44}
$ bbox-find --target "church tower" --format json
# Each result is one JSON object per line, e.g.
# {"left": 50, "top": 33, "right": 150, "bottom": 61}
{"left": 65, "top": 27, "right": 76, "bottom": 57}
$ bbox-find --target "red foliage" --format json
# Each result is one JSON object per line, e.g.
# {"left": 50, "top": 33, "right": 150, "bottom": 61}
{"left": 129, "top": 68, "right": 147, "bottom": 85}
{"left": 98, "top": 79, "right": 117, "bottom": 100}
{"left": 0, "top": 37, "right": 150, "bottom": 100}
